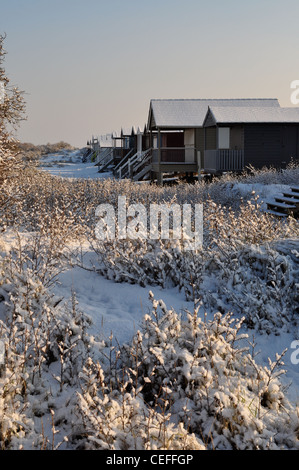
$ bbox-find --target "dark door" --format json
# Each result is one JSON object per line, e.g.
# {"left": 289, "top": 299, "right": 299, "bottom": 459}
{"left": 282, "top": 125, "right": 298, "bottom": 164}
{"left": 244, "top": 124, "right": 298, "bottom": 169}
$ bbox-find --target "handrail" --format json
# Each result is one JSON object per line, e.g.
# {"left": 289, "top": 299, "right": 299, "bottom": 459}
{"left": 98, "top": 155, "right": 115, "bottom": 173}
{"left": 113, "top": 148, "right": 135, "bottom": 173}
{"left": 116, "top": 153, "right": 137, "bottom": 179}
{"left": 152, "top": 147, "right": 197, "bottom": 163}
{"left": 116, "top": 151, "right": 136, "bottom": 179}
{"left": 95, "top": 147, "right": 110, "bottom": 164}
{"left": 158, "top": 147, "right": 194, "bottom": 150}
{"left": 117, "top": 148, "right": 152, "bottom": 179}
{"left": 131, "top": 149, "right": 152, "bottom": 175}
{"left": 204, "top": 149, "right": 244, "bottom": 172}
{"left": 97, "top": 148, "right": 114, "bottom": 168}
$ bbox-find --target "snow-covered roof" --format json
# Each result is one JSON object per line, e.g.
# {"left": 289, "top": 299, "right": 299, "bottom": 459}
{"left": 149, "top": 99, "right": 280, "bottom": 129}
{"left": 121, "top": 127, "right": 134, "bottom": 137}
{"left": 112, "top": 130, "right": 122, "bottom": 139}
{"left": 121, "top": 125, "right": 146, "bottom": 136}
{"left": 206, "top": 106, "right": 299, "bottom": 124}
{"left": 135, "top": 125, "right": 146, "bottom": 134}
{"left": 98, "top": 133, "right": 114, "bottom": 148}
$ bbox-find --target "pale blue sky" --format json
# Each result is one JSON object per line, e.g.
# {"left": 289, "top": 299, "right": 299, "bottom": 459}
{"left": 1, "top": 0, "right": 299, "bottom": 147}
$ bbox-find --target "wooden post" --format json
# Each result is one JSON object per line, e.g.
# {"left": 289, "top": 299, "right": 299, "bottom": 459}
{"left": 128, "top": 158, "right": 133, "bottom": 179}
{"left": 157, "top": 171, "right": 163, "bottom": 186}
{"left": 158, "top": 128, "right": 161, "bottom": 165}
{"left": 197, "top": 151, "right": 202, "bottom": 181}
{"left": 203, "top": 127, "right": 206, "bottom": 171}
{"left": 157, "top": 128, "right": 162, "bottom": 185}
{"left": 137, "top": 130, "right": 142, "bottom": 156}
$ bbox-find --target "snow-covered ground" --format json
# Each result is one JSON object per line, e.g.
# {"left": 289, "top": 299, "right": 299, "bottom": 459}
{"left": 232, "top": 182, "right": 291, "bottom": 210}
{"left": 39, "top": 149, "right": 113, "bottom": 179}
{"left": 56, "top": 253, "right": 193, "bottom": 346}
{"left": 1, "top": 156, "right": 299, "bottom": 449}
{"left": 37, "top": 153, "right": 299, "bottom": 404}
{"left": 54, "top": 248, "right": 299, "bottom": 405}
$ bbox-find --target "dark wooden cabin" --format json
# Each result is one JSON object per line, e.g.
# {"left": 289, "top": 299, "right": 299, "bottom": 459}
{"left": 146, "top": 98, "right": 283, "bottom": 183}
{"left": 202, "top": 106, "right": 299, "bottom": 173}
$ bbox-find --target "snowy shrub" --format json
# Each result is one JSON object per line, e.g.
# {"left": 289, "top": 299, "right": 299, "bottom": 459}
{"left": 238, "top": 161, "right": 299, "bottom": 186}
{"left": 120, "top": 293, "right": 299, "bottom": 450}
{"left": 92, "top": 237, "right": 190, "bottom": 289}
{"left": 0, "top": 250, "right": 92, "bottom": 449}
{"left": 0, "top": 321, "right": 35, "bottom": 450}
{"left": 76, "top": 357, "right": 205, "bottom": 450}
{"left": 90, "top": 197, "right": 298, "bottom": 331}
{"left": 1, "top": 156, "right": 299, "bottom": 234}
{"left": 0, "top": 143, "right": 298, "bottom": 449}
{"left": 199, "top": 241, "right": 299, "bottom": 333}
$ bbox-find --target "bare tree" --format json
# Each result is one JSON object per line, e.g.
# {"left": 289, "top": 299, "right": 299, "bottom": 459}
{"left": 0, "top": 33, "right": 26, "bottom": 187}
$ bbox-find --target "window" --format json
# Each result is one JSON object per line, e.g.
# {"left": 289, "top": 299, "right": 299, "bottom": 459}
{"left": 218, "top": 127, "right": 230, "bottom": 149}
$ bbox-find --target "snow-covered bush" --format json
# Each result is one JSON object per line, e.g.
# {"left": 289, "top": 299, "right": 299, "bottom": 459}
{"left": 76, "top": 357, "right": 205, "bottom": 450}
{"left": 238, "top": 161, "right": 299, "bottom": 185}
{"left": 0, "top": 198, "right": 298, "bottom": 449}
{"left": 119, "top": 293, "right": 299, "bottom": 450}
{"left": 0, "top": 320, "right": 34, "bottom": 450}
{"left": 90, "top": 197, "right": 298, "bottom": 331}
{"left": 0, "top": 248, "right": 92, "bottom": 449}
{"left": 92, "top": 237, "right": 190, "bottom": 289}
{"left": 200, "top": 241, "right": 299, "bottom": 333}
{"left": 0, "top": 131, "right": 298, "bottom": 449}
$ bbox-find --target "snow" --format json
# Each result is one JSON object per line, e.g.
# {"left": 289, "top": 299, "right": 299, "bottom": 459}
{"left": 33, "top": 160, "right": 299, "bottom": 404}
{"left": 253, "top": 332, "right": 299, "bottom": 404}
{"left": 150, "top": 99, "right": 280, "bottom": 128}
{"left": 209, "top": 106, "right": 299, "bottom": 124}
{"left": 39, "top": 149, "right": 113, "bottom": 179}
{"left": 1, "top": 152, "right": 299, "bottom": 449}
{"left": 98, "top": 134, "right": 114, "bottom": 147}
{"left": 55, "top": 255, "right": 194, "bottom": 346}
{"left": 48, "top": 246, "right": 299, "bottom": 405}
{"left": 232, "top": 183, "right": 291, "bottom": 209}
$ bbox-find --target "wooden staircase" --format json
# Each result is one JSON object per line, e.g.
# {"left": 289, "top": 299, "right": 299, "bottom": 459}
{"left": 112, "top": 148, "right": 135, "bottom": 177}
{"left": 266, "top": 185, "right": 299, "bottom": 218}
{"left": 114, "top": 149, "right": 152, "bottom": 181}
{"left": 97, "top": 148, "right": 114, "bottom": 173}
